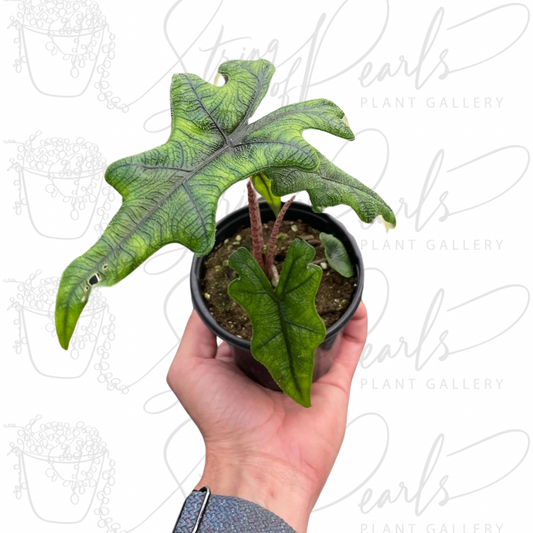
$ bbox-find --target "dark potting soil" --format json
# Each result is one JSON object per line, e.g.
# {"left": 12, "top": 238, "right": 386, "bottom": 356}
{"left": 201, "top": 218, "right": 357, "bottom": 340}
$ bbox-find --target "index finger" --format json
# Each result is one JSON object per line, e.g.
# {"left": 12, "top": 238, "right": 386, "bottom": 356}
{"left": 319, "top": 302, "right": 368, "bottom": 393}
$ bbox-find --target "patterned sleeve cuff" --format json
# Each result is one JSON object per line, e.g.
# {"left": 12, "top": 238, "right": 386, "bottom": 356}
{"left": 173, "top": 487, "right": 297, "bottom": 533}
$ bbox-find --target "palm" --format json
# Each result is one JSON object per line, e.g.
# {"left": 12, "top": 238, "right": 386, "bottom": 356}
{"left": 167, "top": 305, "right": 367, "bottom": 498}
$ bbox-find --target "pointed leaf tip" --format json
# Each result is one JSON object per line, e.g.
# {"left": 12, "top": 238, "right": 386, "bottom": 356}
{"left": 55, "top": 258, "right": 96, "bottom": 350}
{"left": 378, "top": 215, "right": 396, "bottom": 233}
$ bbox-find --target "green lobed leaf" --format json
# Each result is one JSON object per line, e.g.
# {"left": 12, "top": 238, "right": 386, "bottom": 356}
{"left": 265, "top": 152, "right": 397, "bottom": 228}
{"left": 55, "top": 59, "right": 354, "bottom": 350}
{"left": 319, "top": 232, "right": 355, "bottom": 278}
{"left": 250, "top": 172, "right": 281, "bottom": 215}
{"left": 228, "top": 239, "right": 326, "bottom": 407}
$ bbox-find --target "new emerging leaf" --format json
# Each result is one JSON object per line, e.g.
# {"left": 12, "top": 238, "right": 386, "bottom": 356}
{"left": 319, "top": 232, "right": 354, "bottom": 278}
{"left": 250, "top": 172, "right": 281, "bottom": 215}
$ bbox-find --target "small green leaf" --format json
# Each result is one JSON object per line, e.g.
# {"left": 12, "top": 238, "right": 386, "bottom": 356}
{"left": 250, "top": 172, "right": 281, "bottom": 215}
{"left": 228, "top": 240, "right": 326, "bottom": 407}
{"left": 265, "top": 153, "right": 397, "bottom": 229}
{"left": 319, "top": 233, "right": 355, "bottom": 278}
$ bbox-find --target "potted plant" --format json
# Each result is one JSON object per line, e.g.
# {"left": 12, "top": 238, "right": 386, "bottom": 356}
{"left": 55, "top": 58, "right": 395, "bottom": 407}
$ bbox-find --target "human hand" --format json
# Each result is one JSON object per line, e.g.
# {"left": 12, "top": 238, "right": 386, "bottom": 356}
{"left": 167, "top": 303, "right": 367, "bottom": 533}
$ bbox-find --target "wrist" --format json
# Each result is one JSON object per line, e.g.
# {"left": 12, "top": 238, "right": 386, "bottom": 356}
{"left": 194, "top": 449, "right": 315, "bottom": 533}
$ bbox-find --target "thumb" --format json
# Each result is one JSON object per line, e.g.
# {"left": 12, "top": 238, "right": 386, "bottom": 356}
{"left": 319, "top": 301, "right": 368, "bottom": 394}
{"left": 167, "top": 311, "right": 217, "bottom": 386}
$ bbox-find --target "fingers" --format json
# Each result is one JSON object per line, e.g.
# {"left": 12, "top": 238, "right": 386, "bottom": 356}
{"left": 167, "top": 311, "right": 218, "bottom": 390}
{"left": 319, "top": 301, "right": 368, "bottom": 394}
{"left": 174, "top": 311, "right": 218, "bottom": 363}
{"left": 340, "top": 301, "right": 368, "bottom": 352}
{"left": 215, "top": 341, "right": 233, "bottom": 360}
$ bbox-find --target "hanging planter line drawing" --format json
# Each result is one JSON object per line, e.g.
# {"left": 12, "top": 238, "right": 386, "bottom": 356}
{"left": 7, "top": 0, "right": 127, "bottom": 111}
{"left": 5, "top": 270, "right": 128, "bottom": 393}
{"left": 5, "top": 131, "right": 116, "bottom": 240}
{"left": 6, "top": 0, "right": 225, "bottom": 115}
{"left": 5, "top": 415, "right": 126, "bottom": 531}
{"left": 5, "top": 415, "right": 213, "bottom": 532}
{"left": 5, "top": 269, "right": 194, "bottom": 396}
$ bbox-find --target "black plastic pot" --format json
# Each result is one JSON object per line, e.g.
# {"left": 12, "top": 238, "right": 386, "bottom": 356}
{"left": 190, "top": 201, "right": 364, "bottom": 391}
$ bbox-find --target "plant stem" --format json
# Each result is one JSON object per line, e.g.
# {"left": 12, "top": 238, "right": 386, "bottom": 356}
{"left": 247, "top": 180, "right": 265, "bottom": 271}
{"left": 265, "top": 195, "right": 296, "bottom": 278}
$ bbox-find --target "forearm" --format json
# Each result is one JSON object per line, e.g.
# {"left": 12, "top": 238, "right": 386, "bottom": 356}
{"left": 193, "top": 451, "right": 316, "bottom": 533}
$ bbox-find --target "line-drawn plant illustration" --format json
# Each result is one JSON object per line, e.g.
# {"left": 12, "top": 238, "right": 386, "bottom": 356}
{"left": 6, "top": 131, "right": 115, "bottom": 239}
{"left": 7, "top": 0, "right": 127, "bottom": 110}
{"left": 5, "top": 415, "right": 125, "bottom": 530}
{"left": 4, "top": 414, "right": 207, "bottom": 532}
{"left": 6, "top": 270, "right": 127, "bottom": 393}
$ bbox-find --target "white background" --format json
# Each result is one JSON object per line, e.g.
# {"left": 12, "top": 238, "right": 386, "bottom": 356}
{"left": 1, "top": 1, "right": 531, "bottom": 532}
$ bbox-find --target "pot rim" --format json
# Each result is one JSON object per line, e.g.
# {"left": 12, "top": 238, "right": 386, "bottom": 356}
{"left": 190, "top": 201, "right": 364, "bottom": 350}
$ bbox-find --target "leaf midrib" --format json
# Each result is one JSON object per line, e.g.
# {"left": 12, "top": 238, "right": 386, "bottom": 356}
{"left": 261, "top": 257, "right": 321, "bottom": 396}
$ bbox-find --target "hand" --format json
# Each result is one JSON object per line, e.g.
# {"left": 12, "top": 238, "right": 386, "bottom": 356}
{"left": 167, "top": 303, "right": 367, "bottom": 533}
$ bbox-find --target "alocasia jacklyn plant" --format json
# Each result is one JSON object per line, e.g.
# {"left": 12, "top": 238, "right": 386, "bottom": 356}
{"left": 55, "top": 58, "right": 395, "bottom": 405}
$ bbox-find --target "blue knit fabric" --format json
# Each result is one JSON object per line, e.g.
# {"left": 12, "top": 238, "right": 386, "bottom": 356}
{"left": 173, "top": 490, "right": 297, "bottom": 532}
